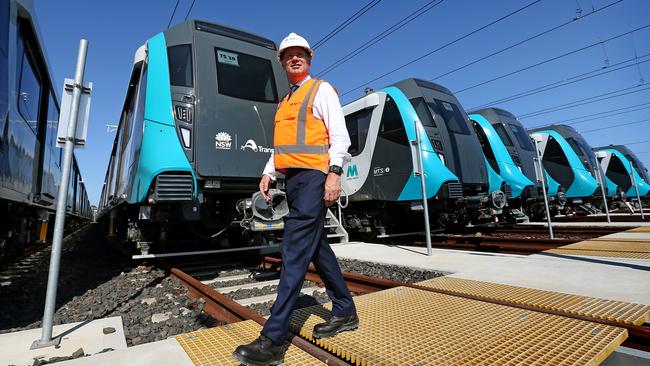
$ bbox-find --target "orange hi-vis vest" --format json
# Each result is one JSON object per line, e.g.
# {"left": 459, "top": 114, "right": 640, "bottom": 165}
{"left": 274, "top": 78, "right": 330, "bottom": 173}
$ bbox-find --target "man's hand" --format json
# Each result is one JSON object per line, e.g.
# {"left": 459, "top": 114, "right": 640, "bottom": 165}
{"left": 324, "top": 173, "right": 341, "bottom": 207}
{"left": 259, "top": 175, "right": 271, "bottom": 201}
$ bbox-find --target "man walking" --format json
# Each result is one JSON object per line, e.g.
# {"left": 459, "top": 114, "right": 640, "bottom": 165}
{"left": 233, "top": 32, "right": 358, "bottom": 366}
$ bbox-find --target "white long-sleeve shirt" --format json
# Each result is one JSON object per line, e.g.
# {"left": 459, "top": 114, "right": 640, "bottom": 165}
{"left": 263, "top": 75, "right": 351, "bottom": 180}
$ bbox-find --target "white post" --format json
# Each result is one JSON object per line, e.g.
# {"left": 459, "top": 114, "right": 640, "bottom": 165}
{"left": 630, "top": 169, "right": 645, "bottom": 220}
{"left": 412, "top": 120, "right": 432, "bottom": 256}
{"left": 594, "top": 156, "right": 611, "bottom": 224}
{"left": 32, "top": 39, "right": 88, "bottom": 349}
{"left": 532, "top": 135, "right": 554, "bottom": 239}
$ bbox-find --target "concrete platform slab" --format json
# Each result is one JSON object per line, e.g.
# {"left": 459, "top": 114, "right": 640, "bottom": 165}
{"left": 0, "top": 317, "right": 127, "bottom": 366}
{"left": 332, "top": 242, "right": 524, "bottom": 274}
{"left": 57, "top": 338, "right": 194, "bottom": 366}
{"left": 601, "top": 232, "right": 650, "bottom": 240}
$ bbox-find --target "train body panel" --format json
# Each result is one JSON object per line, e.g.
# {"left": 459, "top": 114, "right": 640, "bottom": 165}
{"left": 529, "top": 129, "right": 597, "bottom": 199}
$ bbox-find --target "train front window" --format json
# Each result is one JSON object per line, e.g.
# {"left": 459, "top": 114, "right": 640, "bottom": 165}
{"left": 493, "top": 124, "right": 514, "bottom": 147}
{"left": 168, "top": 44, "right": 193, "bottom": 87}
{"left": 507, "top": 123, "right": 534, "bottom": 151}
{"left": 215, "top": 48, "right": 278, "bottom": 103}
{"left": 429, "top": 99, "right": 470, "bottom": 135}
{"left": 345, "top": 107, "right": 373, "bottom": 156}
{"left": 409, "top": 97, "right": 436, "bottom": 127}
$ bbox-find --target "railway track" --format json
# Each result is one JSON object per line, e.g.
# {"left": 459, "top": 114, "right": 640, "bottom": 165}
{"left": 171, "top": 256, "right": 650, "bottom": 354}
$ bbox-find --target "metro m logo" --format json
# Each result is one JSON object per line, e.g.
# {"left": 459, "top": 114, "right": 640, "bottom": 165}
{"left": 346, "top": 164, "right": 358, "bottom": 178}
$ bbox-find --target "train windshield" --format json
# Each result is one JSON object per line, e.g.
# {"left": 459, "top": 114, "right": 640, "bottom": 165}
{"left": 508, "top": 123, "right": 534, "bottom": 151}
{"left": 168, "top": 44, "right": 193, "bottom": 87}
{"left": 428, "top": 99, "right": 470, "bottom": 135}
{"left": 567, "top": 137, "right": 597, "bottom": 169}
{"left": 215, "top": 48, "right": 278, "bottom": 103}
{"left": 409, "top": 97, "right": 436, "bottom": 127}
{"left": 493, "top": 124, "right": 514, "bottom": 147}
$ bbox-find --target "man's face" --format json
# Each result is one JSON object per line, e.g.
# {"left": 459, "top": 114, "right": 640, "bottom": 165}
{"left": 281, "top": 46, "right": 311, "bottom": 79}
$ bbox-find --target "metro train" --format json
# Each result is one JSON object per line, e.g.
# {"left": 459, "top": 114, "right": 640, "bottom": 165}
{"left": 1, "top": 0, "right": 91, "bottom": 260}
{"left": 529, "top": 124, "right": 603, "bottom": 214}
{"left": 340, "top": 78, "right": 507, "bottom": 237}
{"left": 593, "top": 145, "right": 650, "bottom": 212}
{"left": 97, "top": 20, "right": 291, "bottom": 255}
{"left": 469, "top": 108, "right": 568, "bottom": 220}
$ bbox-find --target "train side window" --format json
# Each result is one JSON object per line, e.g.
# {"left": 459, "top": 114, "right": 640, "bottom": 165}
{"left": 429, "top": 99, "right": 470, "bottom": 135}
{"left": 0, "top": 0, "right": 8, "bottom": 124}
{"left": 507, "top": 123, "right": 534, "bottom": 151}
{"left": 379, "top": 96, "right": 408, "bottom": 146}
{"left": 215, "top": 48, "right": 278, "bottom": 103}
{"left": 345, "top": 107, "right": 373, "bottom": 156}
{"left": 15, "top": 30, "right": 41, "bottom": 134}
{"left": 493, "top": 124, "right": 514, "bottom": 147}
{"left": 47, "top": 92, "right": 61, "bottom": 168}
{"left": 168, "top": 44, "right": 193, "bottom": 87}
{"left": 409, "top": 97, "right": 436, "bottom": 127}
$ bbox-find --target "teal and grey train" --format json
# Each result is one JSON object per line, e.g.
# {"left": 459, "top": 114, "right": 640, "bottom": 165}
{"left": 340, "top": 78, "right": 507, "bottom": 237}
{"left": 97, "top": 20, "right": 290, "bottom": 254}
{"left": 593, "top": 145, "right": 650, "bottom": 201}
{"left": 529, "top": 125, "right": 605, "bottom": 214}
{"left": 469, "top": 108, "right": 567, "bottom": 220}
{"left": 1, "top": 0, "right": 91, "bottom": 259}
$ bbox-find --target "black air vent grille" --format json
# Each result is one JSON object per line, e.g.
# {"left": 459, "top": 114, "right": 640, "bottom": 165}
{"left": 504, "top": 185, "right": 513, "bottom": 198}
{"left": 154, "top": 174, "right": 194, "bottom": 202}
{"left": 525, "top": 186, "right": 540, "bottom": 199}
{"left": 446, "top": 182, "right": 464, "bottom": 199}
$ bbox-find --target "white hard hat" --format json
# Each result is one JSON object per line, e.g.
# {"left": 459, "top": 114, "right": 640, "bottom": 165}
{"left": 277, "top": 32, "right": 313, "bottom": 62}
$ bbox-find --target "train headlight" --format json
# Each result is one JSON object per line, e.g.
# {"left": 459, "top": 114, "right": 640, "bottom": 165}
{"left": 251, "top": 189, "right": 289, "bottom": 221}
{"left": 174, "top": 105, "right": 192, "bottom": 123}
{"left": 180, "top": 127, "right": 191, "bottom": 148}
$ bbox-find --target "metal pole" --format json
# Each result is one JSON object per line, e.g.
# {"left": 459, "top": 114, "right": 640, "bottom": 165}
{"left": 630, "top": 169, "right": 645, "bottom": 220}
{"left": 32, "top": 39, "right": 88, "bottom": 349}
{"left": 594, "top": 159, "right": 611, "bottom": 223}
{"left": 533, "top": 137, "right": 554, "bottom": 239}
{"left": 413, "top": 120, "right": 432, "bottom": 256}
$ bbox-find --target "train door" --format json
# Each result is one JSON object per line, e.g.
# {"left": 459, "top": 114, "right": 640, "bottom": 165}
{"left": 370, "top": 94, "right": 416, "bottom": 201}
{"left": 342, "top": 92, "right": 382, "bottom": 198}
{"left": 10, "top": 19, "right": 45, "bottom": 199}
{"left": 0, "top": 0, "right": 8, "bottom": 130}
{"left": 192, "top": 28, "right": 287, "bottom": 179}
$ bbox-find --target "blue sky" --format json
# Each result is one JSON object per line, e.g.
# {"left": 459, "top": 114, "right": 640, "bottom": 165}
{"left": 34, "top": 0, "right": 650, "bottom": 205}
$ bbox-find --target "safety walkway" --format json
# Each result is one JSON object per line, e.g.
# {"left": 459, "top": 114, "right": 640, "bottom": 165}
{"left": 49, "top": 226, "right": 650, "bottom": 365}
{"left": 544, "top": 227, "right": 650, "bottom": 260}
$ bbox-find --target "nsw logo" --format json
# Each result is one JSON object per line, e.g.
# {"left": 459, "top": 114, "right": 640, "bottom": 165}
{"left": 215, "top": 132, "right": 232, "bottom": 150}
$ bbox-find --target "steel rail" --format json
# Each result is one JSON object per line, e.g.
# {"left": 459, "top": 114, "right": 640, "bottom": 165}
{"left": 262, "top": 257, "right": 650, "bottom": 351}
{"left": 170, "top": 268, "right": 351, "bottom": 366}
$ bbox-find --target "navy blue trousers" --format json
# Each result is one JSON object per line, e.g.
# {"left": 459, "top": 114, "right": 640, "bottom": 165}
{"left": 262, "top": 169, "right": 356, "bottom": 344}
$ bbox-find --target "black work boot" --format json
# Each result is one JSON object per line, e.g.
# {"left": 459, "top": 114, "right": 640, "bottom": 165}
{"left": 312, "top": 314, "right": 359, "bottom": 339}
{"left": 233, "top": 335, "right": 289, "bottom": 366}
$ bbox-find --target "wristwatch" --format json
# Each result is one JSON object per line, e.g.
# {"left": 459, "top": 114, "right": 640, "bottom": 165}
{"left": 328, "top": 165, "right": 343, "bottom": 176}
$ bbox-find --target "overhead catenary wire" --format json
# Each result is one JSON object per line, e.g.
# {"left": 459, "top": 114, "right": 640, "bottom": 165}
{"left": 528, "top": 102, "right": 650, "bottom": 129}
{"left": 166, "top": 0, "right": 180, "bottom": 29}
{"left": 316, "top": 0, "right": 445, "bottom": 78}
{"left": 581, "top": 118, "right": 650, "bottom": 133}
{"left": 518, "top": 84, "right": 650, "bottom": 119}
{"left": 311, "top": 0, "right": 382, "bottom": 50}
{"left": 339, "top": 0, "right": 541, "bottom": 98}
{"left": 468, "top": 53, "right": 650, "bottom": 109}
{"left": 458, "top": 22, "right": 650, "bottom": 100}
{"left": 184, "top": 0, "right": 197, "bottom": 21}
{"left": 431, "top": 0, "right": 623, "bottom": 82}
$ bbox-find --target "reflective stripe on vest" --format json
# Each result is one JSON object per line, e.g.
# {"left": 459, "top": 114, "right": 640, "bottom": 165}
{"left": 274, "top": 78, "right": 330, "bottom": 173}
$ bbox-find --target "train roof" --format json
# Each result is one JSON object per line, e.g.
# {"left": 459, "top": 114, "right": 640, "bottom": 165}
{"left": 390, "top": 78, "right": 455, "bottom": 98}
{"left": 163, "top": 19, "right": 277, "bottom": 51}
{"left": 468, "top": 107, "right": 518, "bottom": 122}
{"left": 529, "top": 124, "right": 582, "bottom": 138}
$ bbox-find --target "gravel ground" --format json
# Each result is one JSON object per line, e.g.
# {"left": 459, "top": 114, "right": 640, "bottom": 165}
{"left": 337, "top": 258, "right": 443, "bottom": 283}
